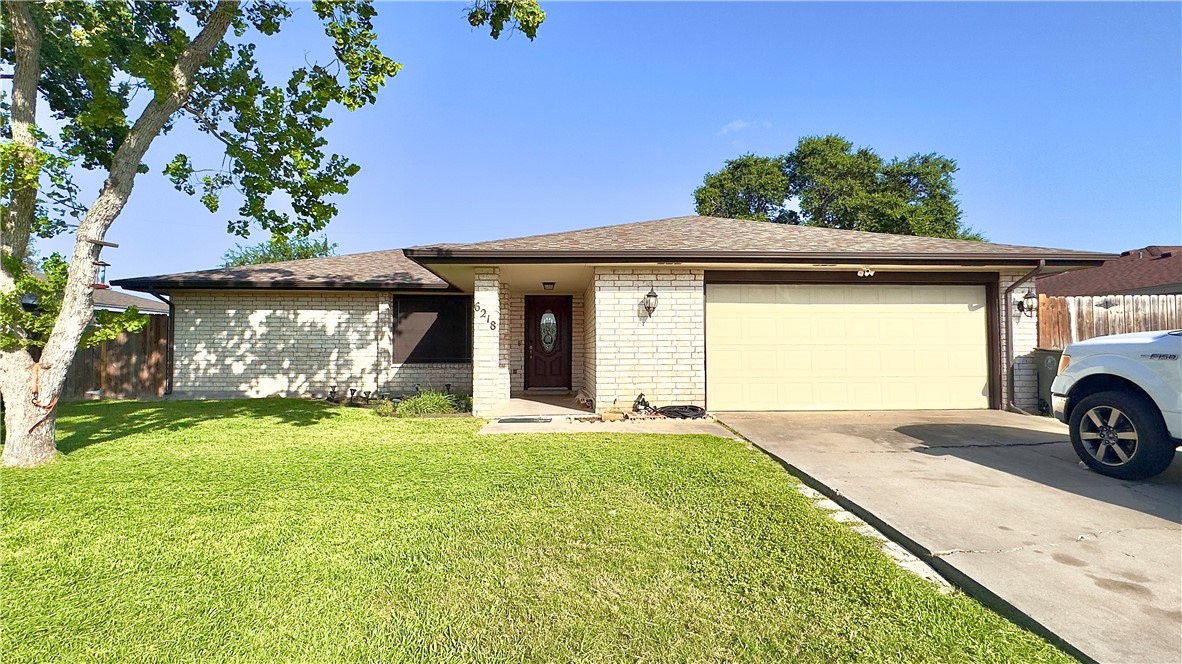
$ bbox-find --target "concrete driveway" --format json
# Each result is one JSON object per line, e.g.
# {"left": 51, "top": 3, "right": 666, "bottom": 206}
{"left": 718, "top": 410, "right": 1182, "bottom": 664}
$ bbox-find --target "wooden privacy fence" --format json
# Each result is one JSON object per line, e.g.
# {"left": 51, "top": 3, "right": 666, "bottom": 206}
{"left": 61, "top": 314, "right": 169, "bottom": 400}
{"left": 1038, "top": 294, "right": 1181, "bottom": 350}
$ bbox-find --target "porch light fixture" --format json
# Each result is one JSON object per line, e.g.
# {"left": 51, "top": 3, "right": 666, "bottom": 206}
{"left": 1015, "top": 288, "right": 1038, "bottom": 317}
{"left": 643, "top": 287, "right": 659, "bottom": 316}
{"left": 542, "top": 281, "right": 555, "bottom": 291}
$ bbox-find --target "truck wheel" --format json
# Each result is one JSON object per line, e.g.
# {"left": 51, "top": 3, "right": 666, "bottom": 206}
{"left": 1069, "top": 390, "right": 1176, "bottom": 480}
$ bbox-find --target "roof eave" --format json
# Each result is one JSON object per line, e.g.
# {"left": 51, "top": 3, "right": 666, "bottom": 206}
{"left": 403, "top": 248, "right": 1115, "bottom": 267}
{"left": 93, "top": 304, "right": 169, "bottom": 315}
{"left": 110, "top": 279, "right": 455, "bottom": 293}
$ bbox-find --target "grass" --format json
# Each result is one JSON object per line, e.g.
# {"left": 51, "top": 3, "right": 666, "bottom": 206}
{"left": 1, "top": 399, "right": 1071, "bottom": 663}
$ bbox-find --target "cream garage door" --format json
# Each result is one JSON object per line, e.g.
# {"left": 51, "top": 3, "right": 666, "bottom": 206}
{"left": 706, "top": 283, "right": 990, "bottom": 411}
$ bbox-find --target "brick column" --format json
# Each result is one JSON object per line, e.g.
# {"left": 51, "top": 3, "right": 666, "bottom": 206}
{"left": 472, "top": 268, "right": 509, "bottom": 416}
{"left": 376, "top": 292, "right": 393, "bottom": 388}
{"left": 1000, "top": 271, "right": 1040, "bottom": 411}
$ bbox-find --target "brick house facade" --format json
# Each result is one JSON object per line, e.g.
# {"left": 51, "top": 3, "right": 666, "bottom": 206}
{"left": 116, "top": 217, "right": 1105, "bottom": 415}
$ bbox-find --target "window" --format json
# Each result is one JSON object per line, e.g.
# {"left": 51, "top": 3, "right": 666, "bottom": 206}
{"left": 539, "top": 310, "right": 557, "bottom": 352}
{"left": 392, "top": 295, "right": 473, "bottom": 363}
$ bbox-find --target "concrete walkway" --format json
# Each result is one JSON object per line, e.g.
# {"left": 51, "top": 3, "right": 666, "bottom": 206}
{"left": 718, "top": 410, "right": 1182, "bottom": 664}
{"left": 479, "top": 416, "right": 738, "bottom": 438}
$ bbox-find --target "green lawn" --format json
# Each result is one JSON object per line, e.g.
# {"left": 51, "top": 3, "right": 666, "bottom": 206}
{"left": 2, "top": 400, "right": 1069, "bottom": 663}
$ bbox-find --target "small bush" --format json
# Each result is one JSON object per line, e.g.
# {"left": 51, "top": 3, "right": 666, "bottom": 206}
{"left": 396, "top": 391, "right": 458, "bottom": 417}
{"left": 452, "top": 393, "right": 473, "bottom": 413}
{"left": 373, "top": 399, "right": 396, "bottom": 417}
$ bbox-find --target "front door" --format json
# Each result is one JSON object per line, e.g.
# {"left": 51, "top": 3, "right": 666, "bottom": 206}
{"left": 524, "top": 296, "right": 572, "bottom": 389}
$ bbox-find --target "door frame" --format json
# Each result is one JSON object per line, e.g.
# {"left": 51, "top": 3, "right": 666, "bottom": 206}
{"left": 523, "top": 295, "right": 573, "bottom": 390}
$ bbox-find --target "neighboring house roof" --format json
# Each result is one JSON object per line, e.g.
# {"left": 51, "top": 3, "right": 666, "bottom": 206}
{"left": 24, "top": 270, "right": 169, "bottom": 314}
{"left": 93, "top": 288, "right": 170, "bottom": 315}
{"left": 1036, "top": 245, "right": 1182, "bottom": 296}
{"left": 404, "top": 216, "right": 1112, "bottom": 266}
{"left": 112, "top": 249, "right": 450, "bottom": 292}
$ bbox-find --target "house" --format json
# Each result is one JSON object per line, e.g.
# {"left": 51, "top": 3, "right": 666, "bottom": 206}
{"left": 24, "top": 272, "right": 171, "bottom": 316}
{"left": 1037, "top": 245, "right": 1182, "bottom": 296}
{"left": 92, "top": 288, "right": 171, "bottom": 316}
{"left": 113, "top": 216, "right": 1111, "bottom": 415}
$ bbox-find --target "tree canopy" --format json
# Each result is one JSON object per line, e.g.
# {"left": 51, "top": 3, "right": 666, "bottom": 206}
{"left": 0, "top": 0, "right": 546, "bottom": 467}
{"left": 222, "top": 235, "right": 337, "bottom": 267}
{"left": 694, "top": 135, "right": 984, "bottom": 241}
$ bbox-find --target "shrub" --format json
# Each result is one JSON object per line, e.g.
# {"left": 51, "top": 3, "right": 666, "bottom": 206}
{"left": 396, "top": 391, "right": 458, "bottom": 417}
{"left": 451, "top": 393, "right": 473, "bottom": 413}
{"left": 373, "top": 399, "right": 396, "bottom": 418}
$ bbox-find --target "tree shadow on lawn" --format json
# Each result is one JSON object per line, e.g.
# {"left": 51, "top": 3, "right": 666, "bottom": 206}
{"left": 55, "top": 398, "right": 341, "bottom": 454}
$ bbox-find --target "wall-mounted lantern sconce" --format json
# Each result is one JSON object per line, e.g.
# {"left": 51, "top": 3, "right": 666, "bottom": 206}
{"left": 643, "top": 287, "right": 659, "bottom": 316}
{"left": 856, "top": 267, "right": 875, "bottom": 278}
{"left": 1015, "top": 288, "right": 1038, "bottom": 317}
{"left": 542, "top": 281, "right": 555, "bottom": 291}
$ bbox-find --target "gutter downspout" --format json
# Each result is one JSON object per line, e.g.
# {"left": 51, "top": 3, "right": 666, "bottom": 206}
{"left": 147, "top": 290, "right": 174, "bottom": 396}
{"left": 1003, "top": 260, "right": 1045, "bottom": 415}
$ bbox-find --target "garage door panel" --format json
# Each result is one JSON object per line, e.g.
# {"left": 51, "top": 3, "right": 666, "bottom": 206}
{"left": 707, "top": 283, "right": 989, "bottom": 411}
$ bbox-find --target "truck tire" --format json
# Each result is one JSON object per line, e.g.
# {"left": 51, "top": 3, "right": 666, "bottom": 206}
{"left": 1069, "top": 390, "right": 1176, "bottom": 480}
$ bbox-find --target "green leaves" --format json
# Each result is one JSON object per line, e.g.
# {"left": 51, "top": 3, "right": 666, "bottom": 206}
{"left": 0, "top": 123, "right": 80, "bottom": 244}
{"left": 694, "top": 135, "right": 985, "bottom": 241}
{"left": 0, "top": 253, "right": 144, "bottom": 351}
{"left": 221, "top": 234, "right": 338, "bottom": 267}
{"left": 312, "top": 0, "right": 402, "bottom": 111}
{"left": 694, "top": 153, "right": 792, "bottom": 223}
{"left": 467, "top": 0, "right": 547, "bottom": 40}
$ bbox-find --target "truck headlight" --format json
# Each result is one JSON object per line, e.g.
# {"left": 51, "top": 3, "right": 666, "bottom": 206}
{"left": 1057, "top": 354, "right": 1071, "bottom": 375}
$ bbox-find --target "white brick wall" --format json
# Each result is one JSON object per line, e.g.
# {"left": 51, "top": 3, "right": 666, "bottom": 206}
{"left": 583, "top": 280, "right": 597, "bottom": 402}
{"left": 571, "top": 294, "right": 585, "bottom": 393}
{"left": 472, "top": 269, "right": 510, "bottom": 416}
{"left": 1000, "top": 270, "right": 1040, "bottom": 411}
{"left": 172, "top": 290, "right": 470, "bottom": 399}
{"left": 590, "top": 268, "right": 706, "bottom": 411}
{"left": 508, "top": 293, "right": 524, "bottom": 394}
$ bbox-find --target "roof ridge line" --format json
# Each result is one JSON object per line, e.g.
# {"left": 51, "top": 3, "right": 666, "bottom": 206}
{"left": 409, "top": 216, "right": 700, "bottom": 250}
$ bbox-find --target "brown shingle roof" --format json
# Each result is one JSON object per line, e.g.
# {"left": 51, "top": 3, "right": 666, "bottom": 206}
{"left": 93, "top": 289, "right": 170, "bottom": 314}
{"left": 405, "top": 216, "right": 1112, "bottom": 264}
{"left": 112, "top": 249, "right": 449, "bottom": 292}
{"left": 114, "top": 216, "right": 1116, "bottom": 293}
{"left": 1037, "top": 246, "right": 1182, "bottom": 296}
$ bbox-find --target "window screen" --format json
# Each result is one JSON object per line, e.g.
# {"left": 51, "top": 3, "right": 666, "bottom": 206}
{"left": 392, "top": 295, "right": 473, "bottom": 363}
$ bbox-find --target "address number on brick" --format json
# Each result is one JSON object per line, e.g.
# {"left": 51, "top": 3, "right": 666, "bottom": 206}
{"left": 473, "top": 303, "right": 498, "bottom": 330}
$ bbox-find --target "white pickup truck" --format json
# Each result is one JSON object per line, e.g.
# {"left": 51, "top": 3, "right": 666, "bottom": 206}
{"left": 1051, "top": 330, "right": 1181, "bottom": 480}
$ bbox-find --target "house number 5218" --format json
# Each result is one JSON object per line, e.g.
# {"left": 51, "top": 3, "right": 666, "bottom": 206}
{"left": 473, "top": 303, "right": 498, "bottom": 330}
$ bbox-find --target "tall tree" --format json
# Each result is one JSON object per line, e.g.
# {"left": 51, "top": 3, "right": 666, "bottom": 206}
{"left": 0, "top": 0, "right": 546, "bottom": 467}
{"left": 222, "top": 235, "right": 337, "bottom": 267}
{"left": 693, "top": 134, "right": 984, "bottom": 241}
{"left": 693, "top": 153, "right": 791, "bottom": 223}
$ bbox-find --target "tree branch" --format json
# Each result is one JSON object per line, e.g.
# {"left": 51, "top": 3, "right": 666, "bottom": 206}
{"left": 182, "top": 102, "right": 257, "bottom": 158}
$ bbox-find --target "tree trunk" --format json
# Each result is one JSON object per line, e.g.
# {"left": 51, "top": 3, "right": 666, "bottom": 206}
{"left": 0, "top": 0, "right": 41, "bottom": 268}
{"left": 0, "top": 352, "right": 57, "bottom": 467}
{"left": 2, "top": 1, "right": 239, "bottom": 467}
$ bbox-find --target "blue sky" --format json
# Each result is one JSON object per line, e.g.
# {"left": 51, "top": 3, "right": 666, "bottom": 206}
{"left": 40, "top": 2, "right": 1182, "bottom": 281}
